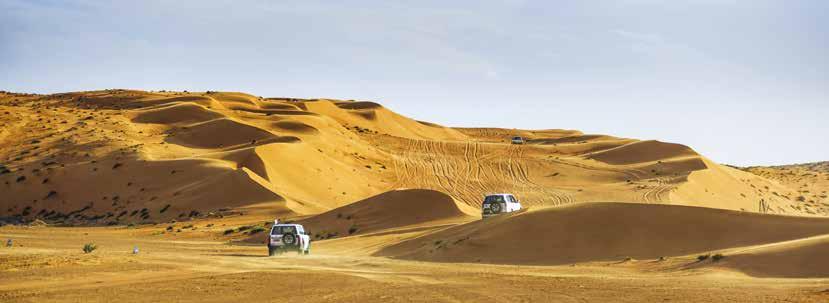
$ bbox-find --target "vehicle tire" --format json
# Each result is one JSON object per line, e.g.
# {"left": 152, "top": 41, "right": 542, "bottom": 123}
{"left": 304, "top": 248, "right": 310, "bottom": 255}
{"left": 268, "top": 246, "right": 276, "bottom": 257}
{"left": 490, "top": 203, "right": 502, "bottom": 214}
{"left": 282, "top": 233, "right": 297, "bottom": 247}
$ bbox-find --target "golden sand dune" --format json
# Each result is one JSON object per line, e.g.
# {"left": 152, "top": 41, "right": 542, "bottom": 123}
{"left": 587, "top": 140, "right": 698, "bottom": 165}
{"left": 715, "top": 234, "right": 829, "bottom": 278}
{"left": 376, "top": 203, "right": 829, "bottom": 266}
{"left": 129, "top": 102, "right": 224, "bottom": 125}
{"left": 246, "top": 189, "right": 476, "bottom": 244}
{"left": 1, "top": 89, "right": 825, "bottom": 223}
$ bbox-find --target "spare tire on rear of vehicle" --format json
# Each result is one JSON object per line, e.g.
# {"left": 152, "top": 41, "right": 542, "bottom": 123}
{"left": 282, "top": 233, "right": 297, "bottom": 246}
{"left": 489, "top": 203, "right": 502, "bottom": 213}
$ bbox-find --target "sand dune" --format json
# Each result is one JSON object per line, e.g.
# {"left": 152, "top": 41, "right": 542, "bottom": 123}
{"left": 2, "top": 89, "right": 826, "bottom": 226}
{"left": 587, "top": 140, "right": 699, "bottom": 165}
{"left": 163, "top": 118, "right": 294, "bottom": 149}
{"left": 247, "top": 189, "right": 475, "bottom": 244}
{"left": 129, "top": 102, "right": 224, "bottom": 125}
{"left": 377, "top": 202, "right": 829, "bottom": 265}
{"left": 304, "top": 99, "right": 468, "bottom": 140}
{"left": 268, "top": 120, "right": 320, "bottom": 134}
{"left": 715, "top": 234, "right": 829, "bottom": 278}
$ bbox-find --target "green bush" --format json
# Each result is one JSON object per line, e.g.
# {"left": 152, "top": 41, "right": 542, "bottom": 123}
{"left": 712, "top": 254, "right": 725, "bottom": 262}
{"left": 83, "top": 243, "right": 97, "bottom": 253}
{"left": 223, "top": 229, "right": 235, "bottom": 235}
{"left": 697, "top": 254, "right": 710, "bottom": 262}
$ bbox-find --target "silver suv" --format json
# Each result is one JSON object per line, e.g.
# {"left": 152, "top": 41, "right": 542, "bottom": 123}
{"left": 267, "top": 222, "right": 311, "bottom": 256}
{"left": 481, "top": 193, "right": 522, "bottom": 218}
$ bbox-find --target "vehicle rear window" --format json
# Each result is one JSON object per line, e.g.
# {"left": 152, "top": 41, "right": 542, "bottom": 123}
{"left": 271, "top": 226, "right": 297, "bottom": 235}
{"left": 484, "top": 195, "right": 505, "bottom": 203}
{"left": 512, "top": 137, "right": 522, "bottom": 140}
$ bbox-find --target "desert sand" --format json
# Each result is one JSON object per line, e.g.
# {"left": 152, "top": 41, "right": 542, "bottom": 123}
{"left": 1, "top": 90, "right": 828, "bottom": 302}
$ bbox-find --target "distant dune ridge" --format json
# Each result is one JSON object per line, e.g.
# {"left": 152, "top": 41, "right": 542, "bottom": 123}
{"left": 1, "top": 89, "right": 825, "bottom": 220}
{"left": 2, "top": 89, "right": 829, "bottom": 278}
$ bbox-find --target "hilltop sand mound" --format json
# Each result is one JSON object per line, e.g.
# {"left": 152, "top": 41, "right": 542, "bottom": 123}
{"left": 588, "top": 140, "right": 699, "bottom": 165}
{"left": 166, "top": 118, "right": 295, "bottom": 149}
{"left": 455, "top": 128, "right": 583, "bottom": 143}
{"left": 207, "top": 92, "right": 261, "bottom": 107}
{"left": 530, "top": 134, "right": 619, "bottom": 145}
{"left": 304, "top": 100, "right": 467, "bottom": 140}
{"left": 335, "top": 101, "right": 383, "bottom": 110}
{"left": 377, "top": 203, "right": 829, "bottom": 265}
{"left": 139, "top": 95, "right": 223, "bottom": 108}
{"left": 257, "top": 101, "right": 304, "bottom": 111}
{"left": 130, "top": 102, "right": 224, "bottom": 125}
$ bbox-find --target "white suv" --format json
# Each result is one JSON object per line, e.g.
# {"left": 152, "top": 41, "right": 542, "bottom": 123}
{"left": 481, "top": 193, "right": 522, "bottom": 218}
{"left": 511, "top": 136, "right": 525, "bottom": 144}
{"left": 267, "top": 222, "right": 311, "bottom": 256}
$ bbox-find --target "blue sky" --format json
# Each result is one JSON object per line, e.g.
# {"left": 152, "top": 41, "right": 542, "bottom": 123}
{"left": 1, "top": 0, "right": 826, "bottom": 166}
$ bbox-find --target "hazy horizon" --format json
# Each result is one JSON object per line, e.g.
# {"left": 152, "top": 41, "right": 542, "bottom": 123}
{"left": 2, "top": 1, "right": 826, "bottom": 166}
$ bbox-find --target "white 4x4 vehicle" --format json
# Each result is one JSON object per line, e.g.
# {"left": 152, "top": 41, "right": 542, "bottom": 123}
{"left": 267, "top": 222, "right": 311, "bottom": 256}
{"left": 481, "top": 193, "right": 522, "bottom": 218}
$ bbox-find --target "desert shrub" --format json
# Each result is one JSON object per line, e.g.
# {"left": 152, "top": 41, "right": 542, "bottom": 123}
{"left": 348, "top": 226, "right": 359, "bottom": 235}
{"left": 166, "top": 225, "right": 174, "bottom": 231}
{"left": 712, "top": 254, "right": 725, "bottom": 262}
{"left": 83, "top": 243, "right": 97, "bottom": 253}
{"left": 223, "top": 229, "right": 235, "bottom": 235}
{"left": 697, "top": 254, "right": 710, "bottom": 262}
{"left": 250, "top": 226, "right": 266, "bottom": 234}
{"left": 159, "top": 204, "right": 171, "bottom": 213}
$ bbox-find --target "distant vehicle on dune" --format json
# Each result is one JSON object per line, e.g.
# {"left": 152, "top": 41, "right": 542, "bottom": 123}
{"left": 511, "top": 136, "right": 525, "bottom": 144}
{"left": 481, "top": 193, "right": 522, "bottom": 218}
